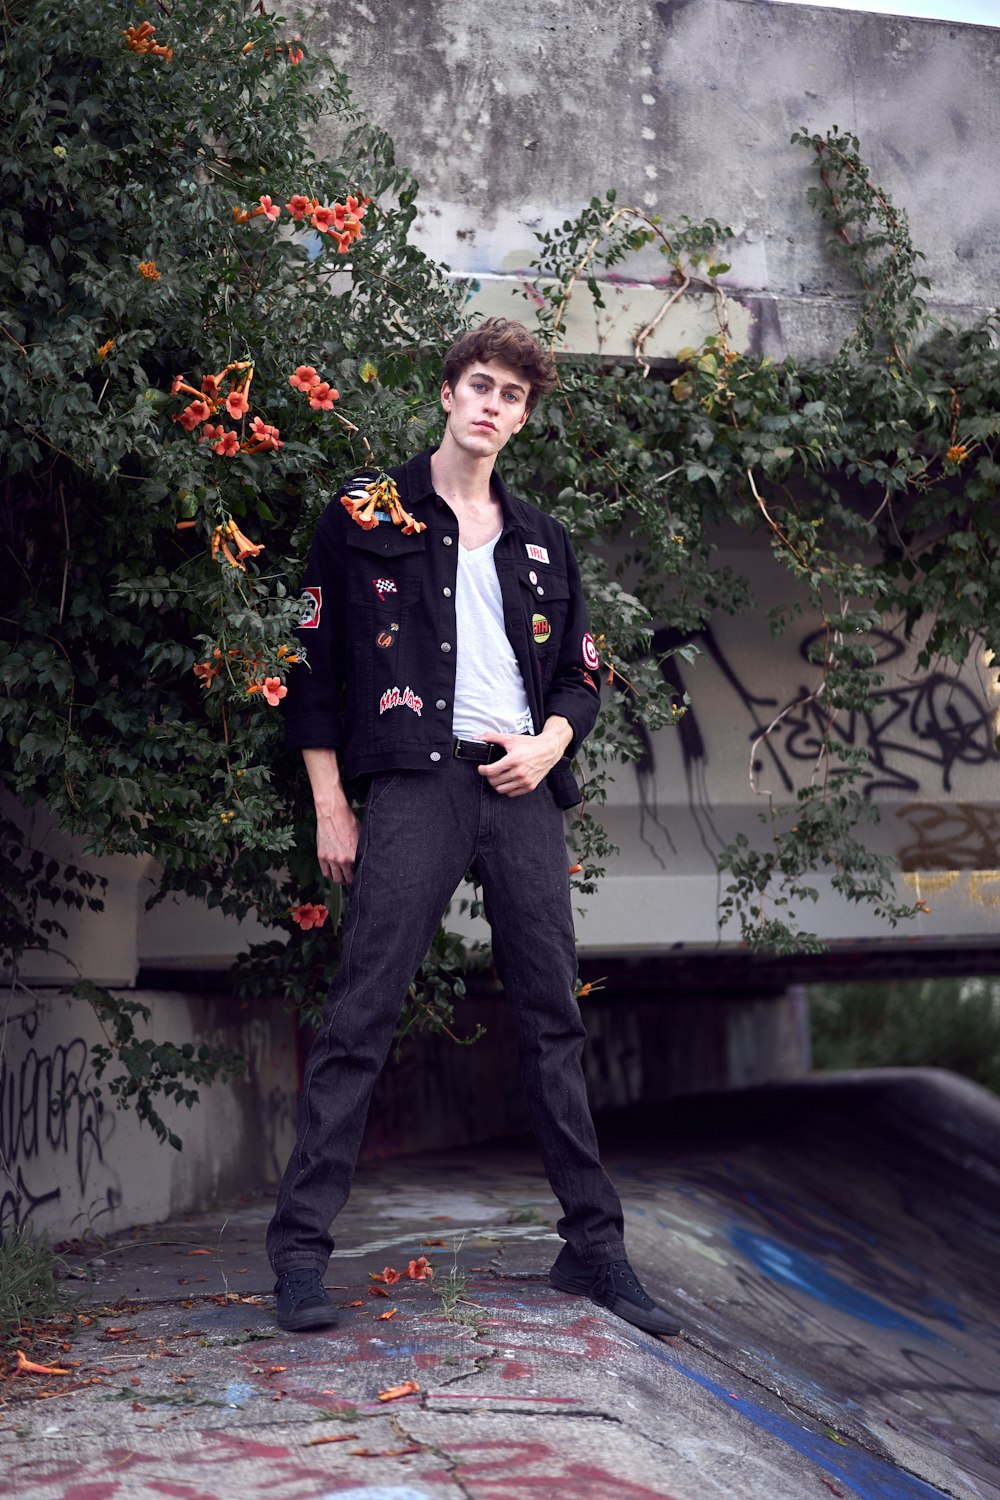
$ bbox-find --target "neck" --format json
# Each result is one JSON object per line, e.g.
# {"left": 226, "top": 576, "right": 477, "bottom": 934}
{"left": 430, "top": 430, "right": 498, "bottom": 509}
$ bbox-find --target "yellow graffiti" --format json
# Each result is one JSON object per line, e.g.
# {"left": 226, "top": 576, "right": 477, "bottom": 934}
{"left": 968, "top": 871, "right": 1000, "bottom": 909}
{"left": 900, "top": 868, "right": 1000, "bottom": 909}
{"left": 900, "top": 871, "right": 960, "bottom": 896}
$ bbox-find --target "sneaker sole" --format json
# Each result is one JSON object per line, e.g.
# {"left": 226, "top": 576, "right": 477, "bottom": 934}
{"left": 276, "top": 1303, "right": 338, "bottom": 1333}
{"left": 549, "top": 1268, "right": 681, "bottom": 1336}
{"left": 596, "top": 1292, "right": 681, "bottom": 1338}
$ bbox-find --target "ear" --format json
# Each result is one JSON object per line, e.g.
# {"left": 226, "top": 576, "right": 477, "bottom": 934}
{"left": 513, "top": 404, "right": 530, "bottom": 434}
{"left": 440, "top": 379, "right": 453, "bottom": 413}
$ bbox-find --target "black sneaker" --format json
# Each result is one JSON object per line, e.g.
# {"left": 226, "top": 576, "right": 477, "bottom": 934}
{"left": 273, "top": 1268, "right": 338, "bottom": 1332}
{"left": 549, "top": 1245, "right": 681, "bottom": 1337}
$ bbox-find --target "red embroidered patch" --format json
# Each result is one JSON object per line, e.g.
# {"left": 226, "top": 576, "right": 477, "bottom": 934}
{"left": 581, "top": 671, "right": 597, "bottom": 691}
{"left": 582, "top": 632, "right": 599, "bottom": 670}
{"left": 379, "top": 684, "right": 422, "bottom": 717}
{"left": 299, "top": 586, "right": 322, "bottom": 629}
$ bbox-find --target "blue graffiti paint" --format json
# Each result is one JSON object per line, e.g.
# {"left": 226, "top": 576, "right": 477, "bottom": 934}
{"left": 648, "top": 1345, "right": 948, "bottom": 1500}
{"left": 730, "top": 1226, "right": 936, "bottom": 1340}
{"left": 222, "top": 1380, "right": 256, "bottom": 1407}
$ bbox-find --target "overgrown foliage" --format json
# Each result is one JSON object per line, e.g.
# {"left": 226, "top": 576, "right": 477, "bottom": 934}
{"left": 810, "top": 979, "right": 1000, "bottom": 1094}
{"left": 0, "top": 1224, "right": 78, "bottom": 1351}
{"left": 3, "top": 0, "right": 999, "bottom": 1146}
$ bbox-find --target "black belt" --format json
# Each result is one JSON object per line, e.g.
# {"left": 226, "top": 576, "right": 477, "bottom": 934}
{"left": 453, "top": 737, "right": 505, "bottom": 764}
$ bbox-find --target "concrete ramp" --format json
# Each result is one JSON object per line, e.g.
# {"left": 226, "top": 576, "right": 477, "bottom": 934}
{"left": 4, "top": 1070, "right": 998, "bottom": 1499}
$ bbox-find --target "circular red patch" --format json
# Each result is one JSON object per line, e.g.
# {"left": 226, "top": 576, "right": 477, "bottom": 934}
{"left": 582, "top": 632, "right": 599, "bottom": 670}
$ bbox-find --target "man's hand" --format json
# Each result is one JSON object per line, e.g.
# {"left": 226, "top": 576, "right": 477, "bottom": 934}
{"left": 315, "top": 796, "right": 360, "bottom": 884}
{"left": 303, "top": 747, "right": 359, "bottom": 884}
{"left": 479, "top": 716, "right": 574, "bottom": 798}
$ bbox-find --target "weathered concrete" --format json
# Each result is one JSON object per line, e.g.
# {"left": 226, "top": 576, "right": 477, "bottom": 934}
{"left": 2, "top": 1071, "right": 997, "bottom": 1500}
{"left": 0, "top": 989, "right": 297, "bottom": 1240}
{"left": 314, "top": 0, "right": 1000, "bottom": 359}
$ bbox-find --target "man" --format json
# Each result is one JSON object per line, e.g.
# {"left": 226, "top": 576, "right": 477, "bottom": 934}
{"left": 267, "top": 317, "right": 680, "bottom": 1339}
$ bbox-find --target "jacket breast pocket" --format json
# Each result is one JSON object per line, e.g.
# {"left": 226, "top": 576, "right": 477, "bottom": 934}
{"left": 346, "top": 526, "right": 427, "bottom": 609}
{"left": 518, "top": 564, "right": 570, "bottom": 680}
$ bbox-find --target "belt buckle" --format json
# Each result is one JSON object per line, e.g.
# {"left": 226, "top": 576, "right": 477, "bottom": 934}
{"left": 454, "top": 737, "right": 488, "bottom": 761}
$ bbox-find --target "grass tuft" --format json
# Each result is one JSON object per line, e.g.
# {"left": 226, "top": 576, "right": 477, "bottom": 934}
{"left": 0, "top": 1225, "right": 82, "bottom": 1352}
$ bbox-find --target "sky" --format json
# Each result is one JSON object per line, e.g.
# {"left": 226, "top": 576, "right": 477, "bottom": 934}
{"left": 767, "top": 0, "right": 999, "bottom": 23}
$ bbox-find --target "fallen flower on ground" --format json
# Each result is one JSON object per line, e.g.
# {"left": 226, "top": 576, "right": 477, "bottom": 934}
{"left": 14, "top": 1351, "right": 71, "bottom": 1376}
{"left": 377, "top": 1380, "right": 419, "bottom": 1402}
{"left": 370, "top": 1266, "right": 401, "bottom": 1285}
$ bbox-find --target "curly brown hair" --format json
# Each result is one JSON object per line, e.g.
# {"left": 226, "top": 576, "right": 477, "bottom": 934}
{"left": 441, "top": 317, "right": 556, "bottom": 412}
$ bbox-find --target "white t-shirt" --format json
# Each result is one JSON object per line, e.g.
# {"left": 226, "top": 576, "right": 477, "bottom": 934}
{"left": 452, "top": 533, "right": 534, "bottom": 739}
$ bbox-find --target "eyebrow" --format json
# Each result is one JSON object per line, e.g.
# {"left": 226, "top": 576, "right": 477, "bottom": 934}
{"left": 469, "top": 370, "right": 526, "bottom": 394}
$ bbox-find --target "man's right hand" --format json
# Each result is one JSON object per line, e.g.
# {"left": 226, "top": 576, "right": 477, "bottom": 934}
{"left": 302, "top": 748, "right": 359, "bottom": 885}
{"left": 316, "top": 797, "right": 360, "bottom": 885}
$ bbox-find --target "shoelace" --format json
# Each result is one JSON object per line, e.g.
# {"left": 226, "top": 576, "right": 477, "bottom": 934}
{"left": 594, "top": 1259, "right": 655, "bottom": 1308}
{"left": 279, "top": 1269, "right": 324, "bottom": 1305}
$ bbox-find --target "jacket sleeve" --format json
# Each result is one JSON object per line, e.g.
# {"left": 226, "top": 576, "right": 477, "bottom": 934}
{"left": 540, "top": 526, "right": 602, "bottom": 757}
{"left": 282, "top": 507, "right": 346, "bottom": 750}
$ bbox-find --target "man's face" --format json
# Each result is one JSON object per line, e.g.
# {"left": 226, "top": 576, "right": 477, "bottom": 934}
{"left": 440, "top": 358, "right": 531, "bottom": 458}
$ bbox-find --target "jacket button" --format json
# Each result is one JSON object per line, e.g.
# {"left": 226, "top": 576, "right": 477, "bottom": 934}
{"left": 440, "top": 641, "right": 452, "bottom": 652}
{"left": 442, "top": 586, "right": 452, "bottom": 598}
{"left": 536, "top": 585, "right": 545, "bottom": 596}
{"left": 443, "top": 535, "right": 454, "bottom": 546}
{"left": 430, "top": 751, "right": 442, "bottom": 762}
{"left": 529, "top": 570, "right": 538, "bottom": 584}
{"left": 436, "top": 699, "right": 447, "bottom": 710}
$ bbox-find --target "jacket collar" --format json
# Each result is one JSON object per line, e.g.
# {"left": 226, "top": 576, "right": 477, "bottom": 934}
{"left": 396, "top": 447, "right": 532, "bottom": 533}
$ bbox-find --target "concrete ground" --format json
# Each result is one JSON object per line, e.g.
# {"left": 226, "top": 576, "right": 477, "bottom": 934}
{"left": 2, "top": 1069, "right": 998, "bottom": 1500}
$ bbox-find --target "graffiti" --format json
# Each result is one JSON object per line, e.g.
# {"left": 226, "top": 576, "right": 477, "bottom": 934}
{"left": 614, "top": 1148, "right": 1000, "bottom": 1494}
{"left": 0, "top": 1007, "right": 109, "bottom": 1233}
{"left": 894, "top": 802, "right": 1000, "bottom": 872}
{"left": 647, "top": 624, "right": 995, "bottom": 801}
{"left": 417, "top": 1439, "right": 678, "bottom": 1500}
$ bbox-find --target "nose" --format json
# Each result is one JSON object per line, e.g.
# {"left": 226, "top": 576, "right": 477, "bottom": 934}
{"left": 482, "top": 387, "right": 500, "bottom": 413}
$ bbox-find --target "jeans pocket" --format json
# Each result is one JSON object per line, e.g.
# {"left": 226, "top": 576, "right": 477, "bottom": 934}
{"left": 366, "top": 771, "right": 401, "bottom": 811}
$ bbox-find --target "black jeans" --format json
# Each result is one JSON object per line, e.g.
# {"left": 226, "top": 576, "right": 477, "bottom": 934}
{"left": 267, "top": 757, "right": 626, "bottom": 1273}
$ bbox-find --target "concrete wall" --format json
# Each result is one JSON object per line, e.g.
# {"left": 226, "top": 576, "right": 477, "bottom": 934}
{"left": 0, "top": 988, "right": 297, "bottom": 1238}
{"left": 315, "top": 0, "right": 1000, "bottom": 359}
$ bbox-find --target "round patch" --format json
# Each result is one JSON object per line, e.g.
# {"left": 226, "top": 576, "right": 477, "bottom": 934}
{"left": 376, "top": 630, "right": 395, "bottom": 649}
{"left": 582, "top": 631, "right": 599, "bottom": 670}
{"left": 532, "top": 613, "right": 551, "bottom": 645}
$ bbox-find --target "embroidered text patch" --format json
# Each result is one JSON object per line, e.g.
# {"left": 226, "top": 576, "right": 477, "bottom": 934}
{"left": 379, "top": 684, "right": 423, "bottom": 717}
{"left": 525, "top": 543, "right": 549, "bottom": 565}
{"left": 532, "top": 613, "right": 551, "bottom": 644}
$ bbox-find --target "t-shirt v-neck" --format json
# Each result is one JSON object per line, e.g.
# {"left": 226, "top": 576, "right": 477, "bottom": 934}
{"left": 451, "top": 532, "right": 534, "bottom": 739}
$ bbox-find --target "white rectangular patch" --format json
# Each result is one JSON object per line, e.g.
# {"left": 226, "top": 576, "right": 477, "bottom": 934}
{"left": 526, "top": 543, "right": 549, "bottom": 564}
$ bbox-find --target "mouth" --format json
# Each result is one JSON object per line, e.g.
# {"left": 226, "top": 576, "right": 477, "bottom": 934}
{"left": 473, "top": 421, "right": 497, "bottom": 431}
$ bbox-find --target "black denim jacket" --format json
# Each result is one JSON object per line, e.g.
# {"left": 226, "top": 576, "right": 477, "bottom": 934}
{"left": 283, "top": 447, "right": 601, "bottom": 807}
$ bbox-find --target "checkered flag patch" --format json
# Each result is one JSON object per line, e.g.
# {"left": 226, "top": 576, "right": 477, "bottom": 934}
{"left": 373, "top": 577, "right": 398, "bottom": 600}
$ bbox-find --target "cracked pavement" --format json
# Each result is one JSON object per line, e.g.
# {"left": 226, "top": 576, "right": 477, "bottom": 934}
{"left": 3, "top": 1070, "right": 999, "bottom": 1499}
